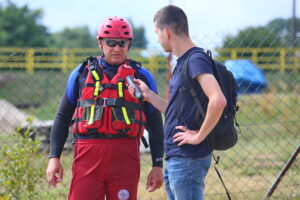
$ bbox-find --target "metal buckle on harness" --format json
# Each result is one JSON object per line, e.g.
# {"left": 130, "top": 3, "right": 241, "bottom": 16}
{"left": 102, "top": 98, "right": 117, "bottom": 107}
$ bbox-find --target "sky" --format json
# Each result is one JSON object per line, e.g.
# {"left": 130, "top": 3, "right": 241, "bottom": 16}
{"left": 8, "top": 0, "right": 299, "bottom": 50}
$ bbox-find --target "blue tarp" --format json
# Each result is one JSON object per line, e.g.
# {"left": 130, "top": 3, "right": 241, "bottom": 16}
{"left": 224, "top": 59, "right": 268, "bottom": 94}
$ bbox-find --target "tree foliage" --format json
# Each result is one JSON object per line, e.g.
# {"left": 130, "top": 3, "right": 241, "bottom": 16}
{"left": 222, "top": 27, "right": 282, "bottom": 48}
{"left": 0, "top": 2, "right": 148, "bottom": 49}
{"left": 0, "top": 2, "right": 49, "bottom": 47}
{"left": 222, "top": 18, "right": 300, "bottom": 48}
{"left": 132, "top": 26, "right": 148, "bottom": 48}
{"left": 128, "top": 19, "right": 148, "bottom": 49}
{"left": 48, "top": 23, "right": 148, "bottom": 49}
{"left": 47, "top": 26, "right": 97, "bottom": 48}
{"left": 267, "top": 18, "right": 300, "bottom": 47}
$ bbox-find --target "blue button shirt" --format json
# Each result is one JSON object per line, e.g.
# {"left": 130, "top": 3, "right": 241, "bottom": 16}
{"left": 164, "top": 47, "right": 214, "bottom": 159}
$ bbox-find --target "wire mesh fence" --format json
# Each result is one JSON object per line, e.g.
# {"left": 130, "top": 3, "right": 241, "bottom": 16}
{"left": 0, "top": 30, "right": 299, "bottom": 200}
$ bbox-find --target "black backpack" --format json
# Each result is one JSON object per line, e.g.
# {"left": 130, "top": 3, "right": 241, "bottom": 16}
{"left": 180, "top": 49, "right": 239, "bottom": 151}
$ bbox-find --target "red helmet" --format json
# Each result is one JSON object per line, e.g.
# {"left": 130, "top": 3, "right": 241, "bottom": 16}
{"left": 97, "top": 16, "right": 133, "bottom": 40}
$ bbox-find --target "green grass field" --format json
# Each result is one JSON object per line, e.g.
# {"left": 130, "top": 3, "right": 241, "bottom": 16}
{"left": 0, "top": 70, "right": 299, "bottom": 199}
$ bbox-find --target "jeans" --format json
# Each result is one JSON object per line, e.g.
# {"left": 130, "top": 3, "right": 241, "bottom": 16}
{"left": 164, "top": 154, "right": 212, "bottom": 200}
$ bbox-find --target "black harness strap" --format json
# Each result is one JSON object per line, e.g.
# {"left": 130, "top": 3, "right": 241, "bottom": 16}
{"left": 84, "top": 83, "right": 128, "bottom": 90}
{"left": 76, "top": 130, "right": 128, "bottom": 139}
{"left": 77, "top": 98, "right": 144, "bottom": 111}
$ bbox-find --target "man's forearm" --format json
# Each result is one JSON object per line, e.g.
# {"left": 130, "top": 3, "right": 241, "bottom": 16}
{"left": 147, "top": 90, "right": 168, "bottom": 113}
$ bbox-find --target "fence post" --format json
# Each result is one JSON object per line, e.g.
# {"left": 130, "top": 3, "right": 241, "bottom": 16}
{"left": 166, "top": 53, "right": 172, "bottom": 101}
{"left": 231, "top": 49, "right": 237, "bottom": 60}
{"left": 149, "top": 56, "right": 158, "bottom": 72}
{"left": 69, "top": 49, "right": 75, "bottom": 71}
{"left": 62, "top": 48, "right": 68, "bottom": 72}
{"left": 25, "top": 48, "right": 34, "bottom": 73}
{"left": 251, "top": 49, "right": 258, "bottom": 63}
{"left": 279, "top": 49, "right": 286, "bottom": 72}
{"left": 264, "top": 144, "right": 300, "bottom": 199}
{"left": 293, "top": 48, "right": 299, "bottom": 72}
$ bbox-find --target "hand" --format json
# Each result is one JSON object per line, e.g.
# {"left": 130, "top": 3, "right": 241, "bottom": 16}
{"left": 173, "top": 126, "right": 202, "bottom": 146}
{"left": 46, "top": 157, "right": 63, "bottom": 187}
{"left": 146, "top": 166, "right": 164, "bottom": 192}
{"left": 128, "top": 79, "right": 151, "bottom": 102}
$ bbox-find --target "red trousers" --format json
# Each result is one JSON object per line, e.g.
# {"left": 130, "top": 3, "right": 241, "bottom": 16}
{"left": 68, "top": 138, "right": 140, "bottom": 200}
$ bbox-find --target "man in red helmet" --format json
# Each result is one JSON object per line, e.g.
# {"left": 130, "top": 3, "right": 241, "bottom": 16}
{"left": 46, "top": 16, "right": 164, "bottom": 200}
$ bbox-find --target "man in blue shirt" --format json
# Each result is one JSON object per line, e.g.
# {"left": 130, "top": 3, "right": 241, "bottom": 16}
{"left": 129, "top": 5, "right": 226, "bottom": 200}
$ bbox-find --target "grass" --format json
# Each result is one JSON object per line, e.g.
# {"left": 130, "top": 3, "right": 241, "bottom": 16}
{"left": 24, "top": 145, "right": 299, "bottom": 200}
{"left": 1, "top": 118, "right": 298, "bottom": 200}
{"left": 0, "top": 70, "right": 299, "bottom": 199}
{"left": 0, "top": 71, "right": 67, "bottom": 121}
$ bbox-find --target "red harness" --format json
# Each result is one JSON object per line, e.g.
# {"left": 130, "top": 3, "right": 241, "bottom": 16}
{"left": 72, "top": 57, "right": 146, "bottom": 138}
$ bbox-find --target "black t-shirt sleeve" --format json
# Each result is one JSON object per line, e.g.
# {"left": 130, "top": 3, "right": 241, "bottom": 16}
{"left": 189, "top": 52, "right": 214, "bottom": 80}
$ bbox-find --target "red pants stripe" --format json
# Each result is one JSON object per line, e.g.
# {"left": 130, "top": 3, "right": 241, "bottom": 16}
{"left": 68, "top": 138, "right": 140, "bottom": 200}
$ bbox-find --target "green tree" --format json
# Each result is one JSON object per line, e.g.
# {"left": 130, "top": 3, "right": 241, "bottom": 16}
{"left": 222, "top": 27, "right": 282, "bottom": 48}
{"left": 267, "top": 18, "right": 300, "bottom": 47}
{"left": 128, "top": 19, "right": 148, "bottom": 49}
{"left": 47, "top": 26, "right": 97, "bottom": 48}
{"left": 221, "top": 18, "right": 300, "bottom": 48}
{"left": 47, "top": 22, "right": 148, "bottom": 49}
{"left": 267, "top": 18, "right": 300, "bottom": 34}
{"left": 0, "top": 1, "right": 49, "bottom": 47}
{"left": 132, "top": 26, "right": 147, "bottom": 49}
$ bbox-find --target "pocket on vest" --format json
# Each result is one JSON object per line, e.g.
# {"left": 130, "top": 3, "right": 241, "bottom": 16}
{"left": 83, "top": 105, "right": 104, "bottom": 129}
{"left": 111, "top": 107, "right": 135, "bottom": 130}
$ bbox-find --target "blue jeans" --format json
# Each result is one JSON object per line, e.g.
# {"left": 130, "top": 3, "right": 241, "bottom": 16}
{"left": 164, "top": 154, "right": 212, "bottom": 200}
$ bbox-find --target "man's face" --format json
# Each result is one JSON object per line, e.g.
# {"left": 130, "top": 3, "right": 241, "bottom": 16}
{"left": 154, "top": 21, "right": 171, "bottom": 52}
{"left": 98, "top": 38, "right": 131, "bottom": 65}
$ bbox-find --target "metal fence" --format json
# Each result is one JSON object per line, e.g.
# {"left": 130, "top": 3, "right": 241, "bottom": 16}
{"left": 0, "top": 47, "right": 299, "bottom": 72}
{"left": 0, "top": 33, "right": 299, "bottom": 200}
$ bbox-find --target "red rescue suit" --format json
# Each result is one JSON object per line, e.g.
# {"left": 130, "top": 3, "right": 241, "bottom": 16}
{"left": 69, "top": 57, "right": 146, "bottom": 200}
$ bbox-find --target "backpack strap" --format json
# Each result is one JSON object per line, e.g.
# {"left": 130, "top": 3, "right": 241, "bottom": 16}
{"left": 206, "top": 50, "right": 227, "bottom": 98}
{"left": 128, "top": 59, "right": 142, "bottom": 70}
{"left": 212, "top": 154, "right": 232, "bottom": 200}
{"left": 179, "top": 50, "right": 206, "bottom": 122}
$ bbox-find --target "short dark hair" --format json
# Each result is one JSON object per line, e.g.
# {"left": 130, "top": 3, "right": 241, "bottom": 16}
{"left": 153, "top": 5, "right": 189, "bottom": 36}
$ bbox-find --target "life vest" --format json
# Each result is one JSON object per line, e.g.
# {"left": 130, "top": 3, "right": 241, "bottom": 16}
{"left": 72, "top": 57, "right": 146, "bottom": 138}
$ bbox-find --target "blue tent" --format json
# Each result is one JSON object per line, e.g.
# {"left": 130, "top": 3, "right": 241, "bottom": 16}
{"left": 224, "top": 59, "right": 268, "bottom": 94}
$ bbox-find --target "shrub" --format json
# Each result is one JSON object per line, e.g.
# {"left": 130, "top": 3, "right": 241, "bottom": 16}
{"left": 0, "top": 117, "right": 45, "bottom": 200}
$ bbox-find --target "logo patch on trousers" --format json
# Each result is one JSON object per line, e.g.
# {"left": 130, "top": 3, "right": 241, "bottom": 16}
{"left": 118, "top": 189, "right": 129, "bottom": 200}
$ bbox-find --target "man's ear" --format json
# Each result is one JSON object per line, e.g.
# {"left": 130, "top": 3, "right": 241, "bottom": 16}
{"left": 128, "top": 40, "right": 132, "bottom": 49}
{"left": 98, "top": 40, "right": 103, "bottom": 49}
{"left": 164, "top": 28, "right": 171, "bottom": 40}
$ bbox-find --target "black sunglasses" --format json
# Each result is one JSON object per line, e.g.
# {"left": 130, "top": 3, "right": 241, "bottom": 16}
{"left": 102, "top": 39, "right": 130, "bottom": 47}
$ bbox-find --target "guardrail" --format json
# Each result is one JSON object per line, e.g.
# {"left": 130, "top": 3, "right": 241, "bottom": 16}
{"left": 0, "top": 47, "right": 299, "bottom": 72}
{"left": 216, "top": 48, "right": 300, "bottom": 72}
{"left": 0, "top": 48, "right": 167, "bottom": 72}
